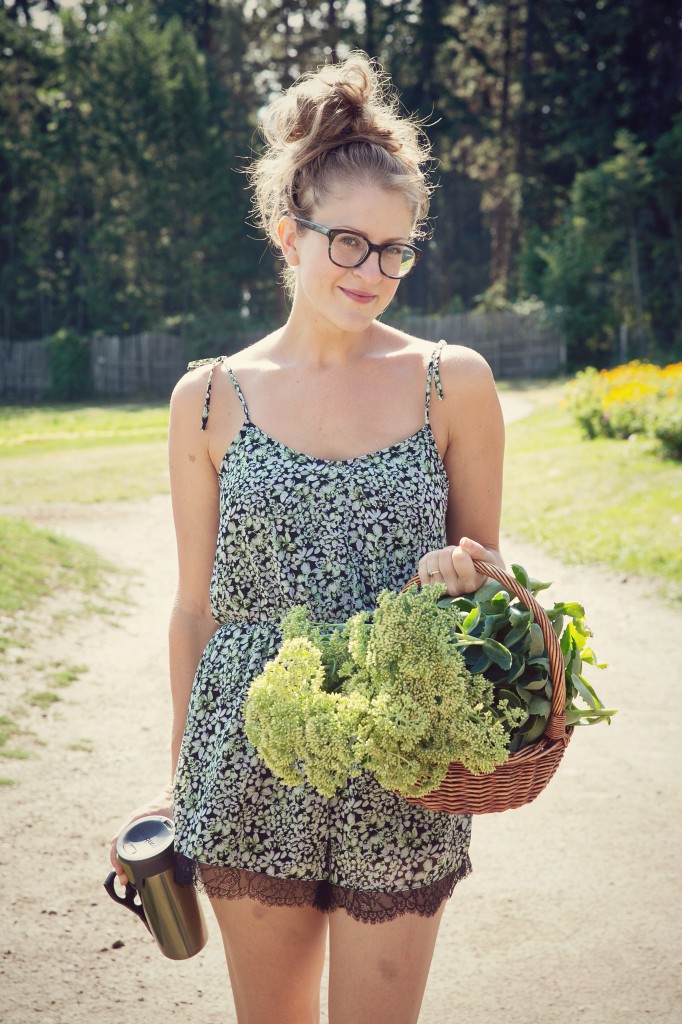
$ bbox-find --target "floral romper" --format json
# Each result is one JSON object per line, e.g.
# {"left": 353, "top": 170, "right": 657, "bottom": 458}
{"left": 173, "top": 341, "right": 472, "bottom": 923}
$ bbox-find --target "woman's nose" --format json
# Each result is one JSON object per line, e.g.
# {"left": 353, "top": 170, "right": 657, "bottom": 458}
{"left": 352, "top": 250, "right": 383, "bottom": 282}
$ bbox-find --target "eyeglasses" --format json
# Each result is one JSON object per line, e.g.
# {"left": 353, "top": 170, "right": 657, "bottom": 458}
{"left": 290, "top": 216, "right": 421, "bottom": 280}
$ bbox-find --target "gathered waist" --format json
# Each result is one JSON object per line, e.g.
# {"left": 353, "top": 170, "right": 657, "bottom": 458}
{"left": 214, "top": 616, "right": 282, "bottom": 629}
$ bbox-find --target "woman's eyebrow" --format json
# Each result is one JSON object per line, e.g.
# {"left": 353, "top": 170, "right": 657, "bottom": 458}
{"left": 334, "top": 226, "right": 411, "bottom": 243}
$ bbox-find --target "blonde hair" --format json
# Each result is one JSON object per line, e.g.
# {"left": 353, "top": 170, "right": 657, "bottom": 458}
{"left": 248, "top": 53, "right": 433, "bottom": 256}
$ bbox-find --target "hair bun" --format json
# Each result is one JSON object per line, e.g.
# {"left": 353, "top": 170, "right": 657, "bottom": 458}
{"left": 249, "top": 52, "right": 432, "bottom": 260}
{"left": 267, "top": 56, "right": 396, "bottom": 155}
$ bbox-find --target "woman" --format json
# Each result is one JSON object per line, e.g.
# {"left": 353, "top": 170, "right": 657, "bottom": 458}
{"left": 111, "top": 53, "right": 504, "bottom": 1024}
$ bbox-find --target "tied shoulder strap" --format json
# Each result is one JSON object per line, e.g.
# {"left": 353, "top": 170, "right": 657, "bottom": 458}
{"left": 187, "top": 356, "right": 226, "bottom": 431}
{"left": 424, "top": 340, "right": 446, "bottom": 424}
{"left": 186, "top": 357, "right": 250, "bottom": 430}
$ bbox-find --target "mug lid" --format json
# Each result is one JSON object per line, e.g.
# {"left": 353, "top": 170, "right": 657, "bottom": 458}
{"left": 116, "top": 815, "right": 175, "bottom": 883}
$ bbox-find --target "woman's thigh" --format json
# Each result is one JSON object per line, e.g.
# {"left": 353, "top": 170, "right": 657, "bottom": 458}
{"left": 327, "top": 901, "right": 447, "bottom": 1024}
{"left": 210, "top": 893, "right": 328, "bottom": 1024}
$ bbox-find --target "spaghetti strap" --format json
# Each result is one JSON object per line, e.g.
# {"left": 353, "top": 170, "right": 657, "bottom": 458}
{"left": 226, "top": 367, "right": 250, "bottom": 421}
{"left": 424, "top": 340, "right": 446, "bottom": 423}
{"left": 186, "top": 357, "right": 250, "bottom": 431}
{"left": 187, "top": 356, "right": 225, "bottom": 431}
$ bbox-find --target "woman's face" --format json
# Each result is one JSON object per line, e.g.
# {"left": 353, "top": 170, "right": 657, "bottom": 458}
{"left": 280, "top": 181, "right": 415, "bottom": 334}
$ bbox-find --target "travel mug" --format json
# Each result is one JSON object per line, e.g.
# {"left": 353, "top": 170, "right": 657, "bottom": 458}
{"left": 104, "top": 815, "right": 207, "bottom": 960}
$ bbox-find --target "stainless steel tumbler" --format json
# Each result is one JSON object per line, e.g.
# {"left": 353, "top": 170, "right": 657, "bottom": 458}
{"left": 104, "top": 815, "right": 207, "bottom": 960}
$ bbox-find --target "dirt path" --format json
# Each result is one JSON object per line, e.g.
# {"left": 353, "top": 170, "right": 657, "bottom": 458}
{"left": 1, "top": 401, "right": 681, "bottom": 1022}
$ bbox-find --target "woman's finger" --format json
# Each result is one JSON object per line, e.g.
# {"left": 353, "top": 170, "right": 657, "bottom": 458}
{"left": 418, "top": 548, "right": 449, "bottom": 587}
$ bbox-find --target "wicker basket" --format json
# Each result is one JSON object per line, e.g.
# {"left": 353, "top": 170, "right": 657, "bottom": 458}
{"left": 400, "top": 559, "right": 572, "bottom": 815}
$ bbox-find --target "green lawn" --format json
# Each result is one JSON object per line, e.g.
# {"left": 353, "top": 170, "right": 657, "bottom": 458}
{"left": 0, "top": 402, "right": 169, "bottom": 453}
{"left": 503, "top": 386, "right": 682, "bottom": 602}
{"left": 0, "top": 403, "right": 169, "bottom": 504}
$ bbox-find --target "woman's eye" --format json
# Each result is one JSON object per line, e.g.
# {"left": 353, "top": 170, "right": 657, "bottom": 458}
{"left": 338, "top": 234, "right": 363, "bottom": 249}
{"left": 385, "top": 245, "right": 405, "bottom": 257}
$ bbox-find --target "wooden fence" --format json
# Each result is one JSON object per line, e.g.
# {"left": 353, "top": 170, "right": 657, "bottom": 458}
{"left": 392, "top": 311, "right": 566, "bottom": 379}
{"left": 0, "top": 312, "right": 565, "bottom": 401}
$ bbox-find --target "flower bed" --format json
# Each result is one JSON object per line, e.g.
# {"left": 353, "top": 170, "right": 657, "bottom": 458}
{"left": 564, "top": 360, "right": 682, "bottom": 459}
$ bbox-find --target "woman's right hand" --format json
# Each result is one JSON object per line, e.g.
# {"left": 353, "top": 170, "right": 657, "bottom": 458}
{"left": 109, "top": 785, "right": 174, "bottom": 888}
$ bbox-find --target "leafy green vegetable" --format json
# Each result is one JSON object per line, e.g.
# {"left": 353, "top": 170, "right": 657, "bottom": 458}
{"left": 244, "top": 565, "right": 614, "bottom": 798}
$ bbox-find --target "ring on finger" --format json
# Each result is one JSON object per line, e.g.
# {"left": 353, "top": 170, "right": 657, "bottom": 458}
{"left": 427, "top": 564, "right": 443, "bottom": 578}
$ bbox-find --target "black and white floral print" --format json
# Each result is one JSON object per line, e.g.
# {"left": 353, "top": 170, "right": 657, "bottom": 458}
{"left": 172, "top": 342, "right": 473, "bottom": 921}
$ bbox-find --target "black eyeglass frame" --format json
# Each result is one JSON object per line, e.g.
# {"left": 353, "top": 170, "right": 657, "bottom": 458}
{"left": 289, "top": 216, "right": 422, "bottom": 279}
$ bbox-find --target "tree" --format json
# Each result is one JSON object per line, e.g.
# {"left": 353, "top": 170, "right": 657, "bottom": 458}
{"left": 538, "top": 133, "right": 654, "bottom": 363}
{"left": 0, "top": 9, "right": 60, "bottom": 339}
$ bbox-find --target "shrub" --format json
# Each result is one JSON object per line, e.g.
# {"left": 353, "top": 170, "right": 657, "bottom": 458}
{"left": 564, "top": 361, "right": 682, "bottom": 459}
{"left": 48, "top": 329, "right": 93, "bottom": 401}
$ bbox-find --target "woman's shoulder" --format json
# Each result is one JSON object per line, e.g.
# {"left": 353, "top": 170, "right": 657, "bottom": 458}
{"left": 174, "top": 334, "right": 273, "bottom": 397}
{"left": 437, "top": 341, "right": 495, "bottom": 385}
{"left": 385, "top": 327, "right": 494, "bottom": 385}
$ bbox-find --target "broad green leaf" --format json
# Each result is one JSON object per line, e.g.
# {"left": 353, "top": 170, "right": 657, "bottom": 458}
{"left": 560, "top": 629, "right": 572, "bottom": 658}
{"left": 566, "top": 707, "right": 617, "bottom": 726}
{"left": 503, "top": 619, "right": 530, "bottom": 648}
{"left": 518, "top": 715, "right": 547, "bottom": 743}
{"left": 572, "top": 674, "right": 600, "bottom": 710}
{"left": 512, "top": 564, "right": 552, "bottom": 594}
{"left": 461, "top": 606, "right": 481, "bottom": 633}
{"left": 521, "top": 677, "right": 550, "bottom": 692}
{"left": 506, "top": 653, "right": 527, "bottom": 684}
{"left": 445, "top": 596, "right": 476, "bottom": 612}
{"left": 528, "top": 622, "right": 545, "bottom": 659}
{"left": 473, "top": 580, "right": 507, "bottom": 603}
{"left": 481, "top": 612, "right": 509, "bottom": 638}
{"left": 511, "top": 564, "right": 530, "bottom": 588}
{"left": 469, "top": 650, "right": 493, "bottom": 675}
{"left": 552, "top": 601, "right": 586, "bottom": 618}
{"left": 509, "top": 606, "right": 531, "bottom": 626}
{"left": 482, "top": 638, "right": 513, "bottom": 670}
{"left": 528, "top": 695, "right": 551, "bottom": 716}
{"left": 568, "top": 621, "right": 587, "bottom": 651}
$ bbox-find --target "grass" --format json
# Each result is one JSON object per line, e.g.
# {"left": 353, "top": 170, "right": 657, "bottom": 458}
{"left": 0, "top": 402, "right": 169, "bottom": 453}
{"left": 503, "top": 386, "right": 682, "bottom": 602}
{"left": 0, "top": 515, "right": 107, "bottom": 613}
{"left": 0, "top": 403, "right": 169, "bottom": 504}
{"left": 0, "top": 714, "right": 34, "bottom": 764}
{"left": 49, "top": 663, "right": 88, "bottom": 687}
{"left": 26, "top": 690, "right": 61, "bottom": 709}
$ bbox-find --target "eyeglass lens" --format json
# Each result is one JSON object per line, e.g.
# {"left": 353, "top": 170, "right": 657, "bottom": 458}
{"left": 329, "top": 232, "right": 416, "bottom": 278}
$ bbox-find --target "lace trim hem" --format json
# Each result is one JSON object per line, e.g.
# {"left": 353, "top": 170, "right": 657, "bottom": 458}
{"left": 175, "top": 854, "right": 471, "bottom": 924}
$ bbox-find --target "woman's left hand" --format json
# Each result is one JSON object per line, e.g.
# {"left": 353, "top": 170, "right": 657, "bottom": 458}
{"left": 418, "top": 537, "right": 503, "bottom": 597}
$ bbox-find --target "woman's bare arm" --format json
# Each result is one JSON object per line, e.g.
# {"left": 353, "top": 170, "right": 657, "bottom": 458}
{"left": 418, "top": 345, "right": 505, "bottom": 595}
{"left": 109, "top": 368, "right": 222, "bottom": 884}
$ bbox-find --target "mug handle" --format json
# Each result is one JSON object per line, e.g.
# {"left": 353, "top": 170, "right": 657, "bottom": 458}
{"left": 103, "top": 870, "right": 151, "bottom": 933}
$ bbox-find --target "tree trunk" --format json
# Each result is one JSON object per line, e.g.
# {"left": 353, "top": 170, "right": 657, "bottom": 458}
{"left": 488, "top": 1, "right": 516, "bottom": 297}
{"left": 364, "top": 0, "right": 375, "bottom": 55}
{"left": 628, "top": 212, "right": 647, "bottom": 356}
{"left": 326, "top": 1, "right": 339, "bottom": 64}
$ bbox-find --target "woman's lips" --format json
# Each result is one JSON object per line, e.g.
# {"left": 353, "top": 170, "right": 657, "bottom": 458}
{"left": 339, "top": 287, "right": 376, "bottom": 304}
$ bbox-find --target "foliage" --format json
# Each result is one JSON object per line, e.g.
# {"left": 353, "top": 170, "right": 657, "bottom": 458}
{"left": 47, "top": 328, "right": 92, "bottom": 400}
{"left": 244, "top": 570, "right": 611, "bottom": 799}
{"left": 564, "top": 361, "right": 682, "bottom": 459}
{"left": 1, "top": 1, "right": 681, "bottom": 363}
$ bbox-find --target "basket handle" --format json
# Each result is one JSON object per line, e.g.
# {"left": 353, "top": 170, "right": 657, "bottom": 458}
{"left": 403, "top": 560, "right": 566, "bottom": 741}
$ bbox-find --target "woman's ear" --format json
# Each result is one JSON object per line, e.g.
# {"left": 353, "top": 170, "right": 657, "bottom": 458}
{"left": 277, "top": 215, "right": 300, "bottom": 267}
